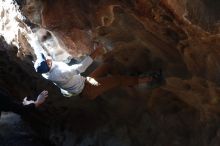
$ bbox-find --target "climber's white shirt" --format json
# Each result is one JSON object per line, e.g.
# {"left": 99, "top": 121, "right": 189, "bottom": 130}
{"left": 42, "top": 56, "right": 93, "bottom": 94}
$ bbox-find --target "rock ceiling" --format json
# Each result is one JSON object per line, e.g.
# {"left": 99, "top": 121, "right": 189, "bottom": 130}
{"left": 0, "top": 0, "right": 220, "bottom": 145}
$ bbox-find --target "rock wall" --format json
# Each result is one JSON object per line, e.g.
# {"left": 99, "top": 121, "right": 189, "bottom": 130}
{"left": 0, "top": 0, "right": 220, "bottom": 145}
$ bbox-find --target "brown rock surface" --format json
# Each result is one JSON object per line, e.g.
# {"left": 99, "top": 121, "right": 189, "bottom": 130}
{"left": 0, "top": 0, "right": 220, "bottom": 145}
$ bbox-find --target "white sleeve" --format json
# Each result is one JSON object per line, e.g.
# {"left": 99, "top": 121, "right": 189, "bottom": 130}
{"left": 70, "top": 56, "right": 93, "bottom": 73}
{"left": 42, "top": 73, "right": 49, "bottom": 79}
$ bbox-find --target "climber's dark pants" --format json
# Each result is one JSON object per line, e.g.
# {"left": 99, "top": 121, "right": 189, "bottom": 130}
{"left": 80, "top": 63, "right": 140, "bottom": 100}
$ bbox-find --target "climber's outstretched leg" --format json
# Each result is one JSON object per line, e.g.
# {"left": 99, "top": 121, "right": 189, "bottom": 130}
{"left": 81, "top": 69, "right": 164, "bottom": 100}
{"left": 81, "top": 75, "right": 153, "bottom": 100}
{"left": 89, "top": 63, "right": 117, "bottom": 78}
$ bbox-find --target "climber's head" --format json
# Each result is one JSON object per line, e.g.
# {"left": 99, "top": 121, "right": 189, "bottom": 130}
{"left": 35, "top": 54, "right": 52, "bottom": 74}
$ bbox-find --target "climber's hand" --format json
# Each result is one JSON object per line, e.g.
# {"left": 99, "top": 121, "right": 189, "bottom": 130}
{"left": 35, "top": 90, "right": 48, "bottom": 107}
{"left": 22, "top": 97, "right": 35, "bottom": 106}
{"left": 86, "top": 77, "right": 100, "bottom": 86}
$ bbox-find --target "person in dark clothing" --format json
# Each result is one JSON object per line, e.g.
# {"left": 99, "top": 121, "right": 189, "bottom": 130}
{"left": 0, "top": 89, "right": 48, "bottom": 118}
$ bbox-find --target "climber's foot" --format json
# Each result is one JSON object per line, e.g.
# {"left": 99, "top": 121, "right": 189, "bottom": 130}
{"left": 147, "top": 69, "right": 165, "bottom": 88}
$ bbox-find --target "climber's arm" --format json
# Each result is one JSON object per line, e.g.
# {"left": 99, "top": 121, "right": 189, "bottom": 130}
{"left": 70, "top": 56, "right": 93, "bottom": 73}
{"left": 23, "top": 90, "right": 48, "bottom": 108}
{"left": 69, "top": 44, "right": 104, "bottom": 73}
{"left": 0, "top": 90, "right": 48, "bottom": 117}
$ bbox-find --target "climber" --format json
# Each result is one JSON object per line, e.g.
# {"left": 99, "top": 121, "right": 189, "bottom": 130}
{"left": 0, "top": 89, "right": 48, "bottom": 118}
{"left": 34, "top": 42, "right": 163, "bottom": 100}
